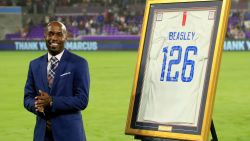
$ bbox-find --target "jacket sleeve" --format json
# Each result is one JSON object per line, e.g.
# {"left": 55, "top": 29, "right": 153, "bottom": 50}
{"left": 51, "top": 59, "right": 90, "bottom": 113}
{"left": 24, "top": 62, "right": 38, "bottom": 115}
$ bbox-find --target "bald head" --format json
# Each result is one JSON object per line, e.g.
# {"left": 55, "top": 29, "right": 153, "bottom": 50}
{"left": 44, "top": 21, "right": 67, "bottom": 56}
{"left": 46, "top": 21, "right": 67, "bottom": 37}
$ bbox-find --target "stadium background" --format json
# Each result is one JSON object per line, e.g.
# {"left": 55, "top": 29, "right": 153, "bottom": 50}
{"left": 0, "top": 0, "right": 249, "bottom": 140}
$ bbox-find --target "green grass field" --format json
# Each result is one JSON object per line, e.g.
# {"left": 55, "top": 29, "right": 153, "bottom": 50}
{"left": 0, "top": 51, "right": 249, "bottom": 141}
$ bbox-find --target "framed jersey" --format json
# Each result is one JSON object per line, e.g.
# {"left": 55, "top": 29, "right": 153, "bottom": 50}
{"left": 125, "top": 0, "right": 231, "bottom": 141}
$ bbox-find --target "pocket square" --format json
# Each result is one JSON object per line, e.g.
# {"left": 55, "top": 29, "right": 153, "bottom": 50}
{"left": 60, "top": 72, "right": 71, "bottom": 77}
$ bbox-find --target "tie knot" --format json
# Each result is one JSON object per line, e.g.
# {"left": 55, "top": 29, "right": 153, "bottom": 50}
{"left": 50, "top": 56, "right": 59, "bottom": 63}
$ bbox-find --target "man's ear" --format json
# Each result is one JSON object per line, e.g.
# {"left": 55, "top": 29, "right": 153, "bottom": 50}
{"left": 64, "top": 32, "right": 68, "bottom": 40}
{"left": 66, "top": 32, "right": 70, "bottom": 39}
{"left": 44, "top": 27, "right": 48, "bottom": 38}
{"left": 44, "top": 30, "right": 47, "bottom": 38}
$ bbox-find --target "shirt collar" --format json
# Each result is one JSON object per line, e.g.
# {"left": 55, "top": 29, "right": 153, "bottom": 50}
{"left": 48, "top": 49, "right": 65, "bottom": 62}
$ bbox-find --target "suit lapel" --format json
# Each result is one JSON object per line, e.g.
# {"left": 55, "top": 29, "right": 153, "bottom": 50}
{"left": 41, "top": 55, "right": 49, "bottom": 93}
{"left": 50, "top": 50, "right": 69, "bottom": 95}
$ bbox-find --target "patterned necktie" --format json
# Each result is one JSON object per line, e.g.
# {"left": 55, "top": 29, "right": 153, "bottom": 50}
{"left": 48, "top": 56, "right": 59, "bottom": 88}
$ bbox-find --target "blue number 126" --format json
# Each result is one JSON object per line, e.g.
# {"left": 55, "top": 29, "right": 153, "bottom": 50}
{"left": 160, "top": 46, "right": 197, "bottom": 82}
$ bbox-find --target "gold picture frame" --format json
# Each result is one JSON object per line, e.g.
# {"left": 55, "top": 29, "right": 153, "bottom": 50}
{"left": 125, "top": 0, "right": 231, "bottom": 140}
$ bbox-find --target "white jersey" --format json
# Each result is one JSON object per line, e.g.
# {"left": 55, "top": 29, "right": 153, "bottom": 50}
{"left": 137, "top": 10, "right": 215, "bottom": 126}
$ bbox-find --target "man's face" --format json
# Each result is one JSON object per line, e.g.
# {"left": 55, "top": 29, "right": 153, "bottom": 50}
{"left": 45, "top": 23, "right": 67, "bottom": 56}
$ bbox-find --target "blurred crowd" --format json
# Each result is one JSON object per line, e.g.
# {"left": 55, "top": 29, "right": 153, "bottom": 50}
{"left": 4, "top": 0, "right": 250, "bottom": 40}
{"left": 40, "top": 9, "right": 143, "bottom": 37}
{"left": 5, "top": 0, "right": 144, "bottom": 39}
{"left": 227, "top": 10, "right": 250, "bottom": 39}
{"left": 0, "top": 0, "right": 141, "bottom": 14}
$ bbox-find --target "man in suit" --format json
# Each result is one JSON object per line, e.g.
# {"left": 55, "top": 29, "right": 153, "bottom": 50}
{"left": 24, "top": 21, "right": 90, "bottom": 141}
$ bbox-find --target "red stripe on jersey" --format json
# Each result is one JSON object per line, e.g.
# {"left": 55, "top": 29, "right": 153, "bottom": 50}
{"left": 182, "top": 11, "right": 187, "bottom": 26}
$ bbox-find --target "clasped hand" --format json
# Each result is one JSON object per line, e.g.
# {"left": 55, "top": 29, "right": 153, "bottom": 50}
{"left": 35, "top": 90, "right": 52, "bottom": 113}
